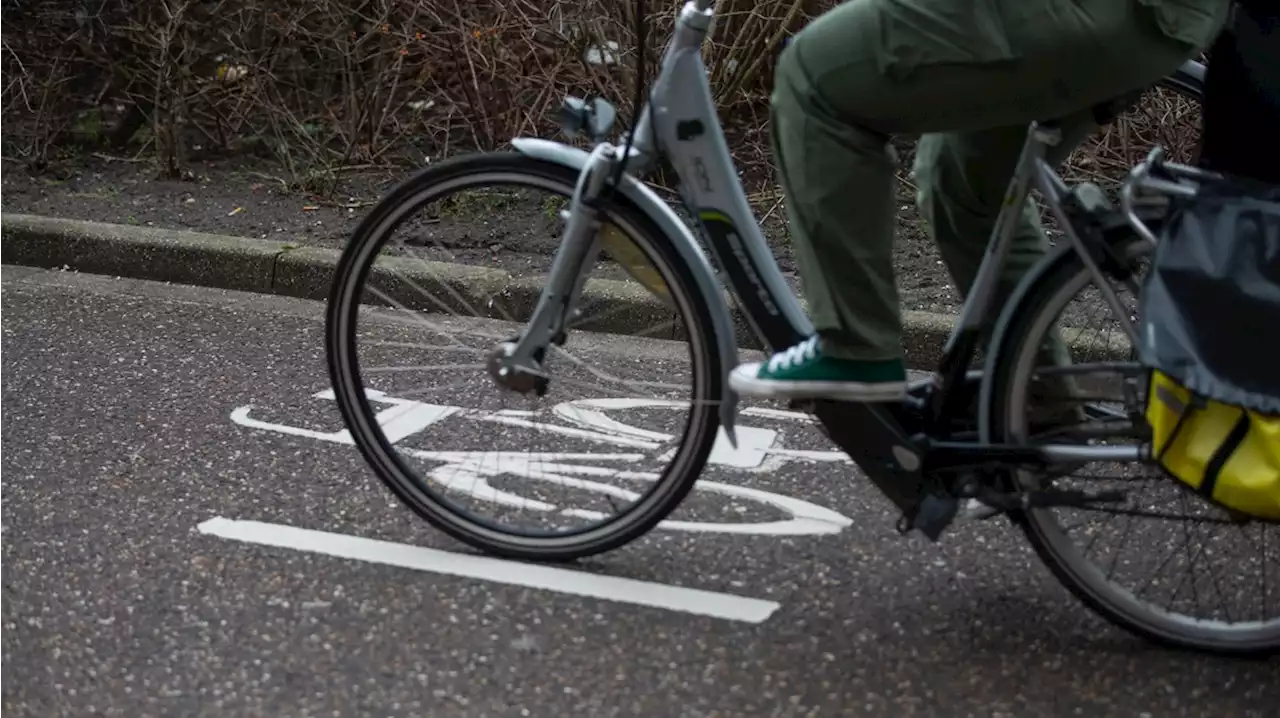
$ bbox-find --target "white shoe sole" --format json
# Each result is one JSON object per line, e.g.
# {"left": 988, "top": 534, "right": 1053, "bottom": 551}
{"left": 728, "top": 363, "right": 907, "bottom": 402}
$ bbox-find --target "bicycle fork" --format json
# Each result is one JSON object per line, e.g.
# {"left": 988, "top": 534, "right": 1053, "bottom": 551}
{"left": 488, "top": 143, "right": 620, "bottom": 393}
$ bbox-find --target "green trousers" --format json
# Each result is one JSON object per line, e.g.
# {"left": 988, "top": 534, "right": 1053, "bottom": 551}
{"left": 772, "top": 0, "right": 1229, "bottom": 360}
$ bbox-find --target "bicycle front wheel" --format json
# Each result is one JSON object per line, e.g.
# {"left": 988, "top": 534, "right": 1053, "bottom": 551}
{"left": 984, "top": 215, "right": 1280, "bottom": 656}
{"left": 325, "top": 152, "right": 725, "bottom": 561}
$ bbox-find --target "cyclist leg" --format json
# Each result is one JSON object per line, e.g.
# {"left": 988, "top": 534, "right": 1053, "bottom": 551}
{"left": 729, "top": 0, "right": 1226, "bottom": 402}
{"left": 915, "top": 117, "right": 1102, "bottom": 425}
{"left": 914, "top": 117, "right": 1099, "bottom": 317}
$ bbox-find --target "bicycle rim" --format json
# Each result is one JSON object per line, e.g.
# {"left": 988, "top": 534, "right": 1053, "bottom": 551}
{"left": 990, "top": 227, "right": 1280, "bottom": 656}
{"left": 325, "top": 154, "right": 724, "bottom": 560}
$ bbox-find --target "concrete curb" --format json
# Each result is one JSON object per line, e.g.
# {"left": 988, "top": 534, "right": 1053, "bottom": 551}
{"left": 0, "top": 212, "right": 1125, "bottom": 368}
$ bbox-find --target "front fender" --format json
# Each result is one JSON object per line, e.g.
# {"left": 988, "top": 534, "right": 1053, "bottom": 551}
{"left": 511, "top": 137, "right": 741, "bottom": 442}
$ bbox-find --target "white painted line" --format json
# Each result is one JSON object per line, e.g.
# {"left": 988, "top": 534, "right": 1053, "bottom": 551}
{"left": 197, "top": 517, "right": 781, "bottom": 624}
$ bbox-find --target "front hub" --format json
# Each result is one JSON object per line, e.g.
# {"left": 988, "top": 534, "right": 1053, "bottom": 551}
{"left": 486, "top": 341, "right": 548, "bottom": 396}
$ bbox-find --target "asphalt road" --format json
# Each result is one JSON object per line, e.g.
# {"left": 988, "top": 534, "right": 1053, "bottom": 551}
{"left": 3, "top": 265, "right": 1276, "bottom": 718}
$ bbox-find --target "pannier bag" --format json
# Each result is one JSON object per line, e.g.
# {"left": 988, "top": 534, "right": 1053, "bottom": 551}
{"left": 1139, "top": 1, "right": 1280, "bottom": 520}
{"left": 1140, "top": 179, "right": 1280, "bottom": 521}
{"left": 1146, "top": 371, "right": 1280, "bottom": 520}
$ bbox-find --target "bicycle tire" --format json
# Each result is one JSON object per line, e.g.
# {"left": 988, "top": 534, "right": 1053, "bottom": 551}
{"left": 325, "top": 152, "right": 725, "bottom": 561}
{"left": 983, "top": 214, "right": 1280, "bottom": 656}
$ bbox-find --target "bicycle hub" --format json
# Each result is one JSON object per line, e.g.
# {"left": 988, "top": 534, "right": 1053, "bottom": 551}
{"left": 486, "top": 341, "right": 548, "bottom": 396}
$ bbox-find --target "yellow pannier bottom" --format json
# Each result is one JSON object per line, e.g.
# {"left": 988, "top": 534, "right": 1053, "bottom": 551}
{"left": 1147, "top": 371, "right": 1280, "bottom": 521}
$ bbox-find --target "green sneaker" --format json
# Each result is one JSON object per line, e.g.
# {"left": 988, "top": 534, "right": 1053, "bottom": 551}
{"left": 728, "top": 336, "right": 907, "bottom": 402}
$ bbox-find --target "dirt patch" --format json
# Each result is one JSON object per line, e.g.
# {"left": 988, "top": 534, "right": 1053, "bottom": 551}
{"left": 2, "top": 155, "right": 383, "bottom": 250}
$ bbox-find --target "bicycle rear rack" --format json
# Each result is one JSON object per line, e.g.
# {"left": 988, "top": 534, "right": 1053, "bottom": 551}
{"left": 1122, "top": 146, "right": 1214, "bottom": 246}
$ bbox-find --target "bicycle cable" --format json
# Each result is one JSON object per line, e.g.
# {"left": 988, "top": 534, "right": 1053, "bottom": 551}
{"left": 605, "top": 0, "right": 649, "bottom": 200}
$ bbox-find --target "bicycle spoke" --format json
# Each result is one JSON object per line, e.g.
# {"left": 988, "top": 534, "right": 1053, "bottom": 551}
{"left": 1104, "top": 513, "right": 1137, "bottom": 583}
{"left": 328, "top": 168, "right": 737, "bottom": 556}
{"left": 366, "top": 340, "right": 487, "bottom": 353}
{"left": 364, "top": 283, "right": 471, "bottom": 349}
{"left": 398, "top": 244, "right": 508, "bottom": 324}
{"left": 362, "top": 363, "right": 487, "bottom": 374}
{"left": 999, "top": 225, "right": 1278, "bottom": 650}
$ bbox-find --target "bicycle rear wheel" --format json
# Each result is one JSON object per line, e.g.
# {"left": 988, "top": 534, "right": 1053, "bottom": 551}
{"left": 984, "top": 215, "right": 1280, "bottom": 656}
{"left": 325, "top": 152, "right": 724, "bottom": 561}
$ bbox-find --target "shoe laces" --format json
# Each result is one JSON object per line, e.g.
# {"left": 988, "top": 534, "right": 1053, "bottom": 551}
{"left": 767, "top": 336, "right": 819, "bottom": 373}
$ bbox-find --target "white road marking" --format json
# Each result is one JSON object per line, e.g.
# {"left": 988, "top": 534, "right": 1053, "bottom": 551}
{"left": 707, "top": 425, "right": 779, "bottom": 469}
{"left": 197, "top": 517, "right": 781, "bottom": 624}
{"left": 228, "top": 387, "right": 857, "bottom": 536}
{"left": 472, "top": 414, "right": 661, "bottom": 449}
{"left": 231, "top": 388, "right": 457, "bottom": 445}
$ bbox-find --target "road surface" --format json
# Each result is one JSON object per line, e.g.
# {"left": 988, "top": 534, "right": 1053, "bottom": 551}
{"left": 3, "top": 266, "right": 1275, "bottom": 717}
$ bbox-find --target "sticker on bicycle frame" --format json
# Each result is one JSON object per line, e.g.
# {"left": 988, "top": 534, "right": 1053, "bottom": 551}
{"left": 230, "top": 388, "right": 854, "bottom": 537}
{"left": 697, "top": 210, "right": 781, "bottom": 318}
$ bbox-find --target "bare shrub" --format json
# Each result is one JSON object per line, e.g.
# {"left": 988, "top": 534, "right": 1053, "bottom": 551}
{"left": 2, "top": 0, "right": 1201, "bottom": 205}
{"left": 1067, "top": 86, "right": 1203, "bottom": 190}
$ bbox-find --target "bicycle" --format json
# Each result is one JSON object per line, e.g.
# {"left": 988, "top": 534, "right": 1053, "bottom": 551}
{"left": 326, "top": 1, "right": 1277, "bottom": 655}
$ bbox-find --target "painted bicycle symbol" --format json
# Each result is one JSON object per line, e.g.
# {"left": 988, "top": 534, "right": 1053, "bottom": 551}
{"left": 231, "top": 388, "right": 855, "bottom": 537}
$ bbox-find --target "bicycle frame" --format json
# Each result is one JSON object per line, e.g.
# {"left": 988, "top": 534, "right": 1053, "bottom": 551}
{"left": 508, "top": 0, "right": 1177, "bottom": 538}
